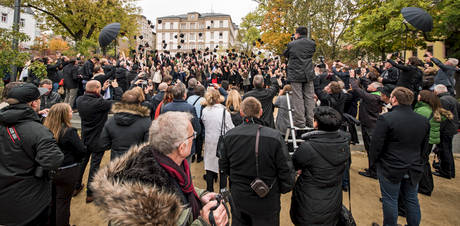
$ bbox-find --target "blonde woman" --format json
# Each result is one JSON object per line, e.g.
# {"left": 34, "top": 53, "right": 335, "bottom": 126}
{"left": 226, "top": 89, "right": 243, "bottom": 126}
{"left": 201, "top": 88, "right": 234, "bottom": 192}
{"left": 43, "top": 103, "right": 85, "bottom": 226}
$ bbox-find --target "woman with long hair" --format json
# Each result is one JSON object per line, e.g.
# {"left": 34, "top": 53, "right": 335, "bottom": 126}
{"left": 154, "top": 85, "right": 174, "bottom": 119}
{"left": 226, "top": 89, "right": 243, "bottom": 126}
{"left": 414, "top": 90, "right": 453, "bottom": 196}
{"left": 201, "top": 88, "right": 234, "bottom": 192}
{"left": 43, "top": 103, "right": 86, "bottom": 226}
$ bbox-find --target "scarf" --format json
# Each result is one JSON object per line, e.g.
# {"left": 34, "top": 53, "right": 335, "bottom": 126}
{"left": 153, "top": 151, "right": 201, "bottom": 220}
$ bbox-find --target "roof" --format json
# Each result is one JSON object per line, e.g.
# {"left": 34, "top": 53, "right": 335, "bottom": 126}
{"left": 158, "top": 12, "right": 231, "bottom": 20}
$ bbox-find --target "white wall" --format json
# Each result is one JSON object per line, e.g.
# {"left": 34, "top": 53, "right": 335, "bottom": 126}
{"left": 0, "top": 5, "right": 38, "bottom": 48}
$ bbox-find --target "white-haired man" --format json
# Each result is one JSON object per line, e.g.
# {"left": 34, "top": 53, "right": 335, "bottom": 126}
{"left": 426, "top": 52, "right": 459, "bottom": 96}
{"left": 433, "top": 84, "right": 459, "bottom": 179}
{"left": 91, "top": 112, "right": 228, "bottom": 226}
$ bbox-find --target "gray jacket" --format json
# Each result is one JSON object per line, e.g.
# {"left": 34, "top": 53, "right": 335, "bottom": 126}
{"left": 284, "top": 36, "right": 316, "bottom": 83}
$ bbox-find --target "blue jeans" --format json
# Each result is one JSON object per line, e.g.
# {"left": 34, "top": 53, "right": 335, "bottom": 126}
{"left": 378, "top": 169, "right": 421, "bottom": 226}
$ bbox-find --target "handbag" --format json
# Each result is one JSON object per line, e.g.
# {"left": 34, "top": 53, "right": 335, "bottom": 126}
{"left": 216, "top": 108, "right": 226, "bottom": 158}
{"left": 250, "top": 126, "right": 276, "bottom": 198}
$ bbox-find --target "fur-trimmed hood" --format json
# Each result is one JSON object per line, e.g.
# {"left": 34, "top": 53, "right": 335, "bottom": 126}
{"left": 91, "top": 144, "right": 184, "bottom": 225}
{"left": 111, "top": 102, "right": 150, "bottom": 126}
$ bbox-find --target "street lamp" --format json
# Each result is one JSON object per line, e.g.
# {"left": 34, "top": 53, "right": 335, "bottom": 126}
{"left": 10, "top": 0, "right": 21, "bottom": 82}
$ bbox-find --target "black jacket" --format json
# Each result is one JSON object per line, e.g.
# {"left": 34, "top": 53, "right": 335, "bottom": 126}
{"left": 350, "top": 78, "right": 382, "bottom": 128}
{"left": 438, "top": 92, "right": 460, "bottom": 135}
{"left": 46, "top": 61, "right": 62, "bottom": 83}
{"left": 0, "top": 104, "right": 63, "bottom": 225}
{"left": 317, "top": 91, "right": 350, "bottom": 115}
{"left": 284, "top": 36, "right": 316, "bottom": 83}
{"left": 57, "top": 127, "right": 86, "bottom": 166}
{"left": 370, "top": 105, "right": 430, "bottom": 185}
{"left": 83, "top": 60, "right": 95, "bottom": 80}
{"left": 115, "top": 67, "right": 129, "bottom": 91}
{"left": 100, "top": 103, "right": 151, "bottom": 157}
{"left": 63, "top": 62, "right": 80, "bottom": 89}
{"left": 332, "top": 67, "right": 350, "bottom": 89}
{"left": 376, "top": 66, "right": 399, "bottom": 85}
{"left": 151, "top": 91, "right": 165, "bottom": 118}
{"left": 243, "top": 77, "right": 280, "bottom": 128}
{"left": 219, "top": 119, "right": 295, "bottom": 216}
{"left": 76, "top": 92, "right": 118, "bottom": 152}
{"left": 290, "top": 130, "right": 350, "bottom": 226}
{"left": 388, "top": 59, "right": 423, "bottom": 92}
{"left": 40, "top": 91, "right": 62, "bottom": 110}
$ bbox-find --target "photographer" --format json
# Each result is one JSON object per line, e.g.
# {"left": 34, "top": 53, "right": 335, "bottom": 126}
{"left": 91, "top": 112, "right": 228, "bottom": 226}
{"left": 283, "top": 26, "right": 316, "bottom": 128}
{"left": 290, "top": 106, "right": 350, "bottom": 226}
{"left": 219, "top": 97, "right": 295, "bottom": 225}
{"left": 0, "top": 83, "right": 64, "bottom": 225}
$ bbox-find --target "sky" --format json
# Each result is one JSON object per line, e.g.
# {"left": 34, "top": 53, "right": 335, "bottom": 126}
{"left": 136, "top": 0, "right": 259, "bottom": 25}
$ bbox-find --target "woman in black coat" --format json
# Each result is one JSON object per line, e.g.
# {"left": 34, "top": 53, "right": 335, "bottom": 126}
{"left": 290, "top": 106, "right": 350, "bottom": 226}
{"left": 44, "top": 103, "right": 86, "bottom": 226}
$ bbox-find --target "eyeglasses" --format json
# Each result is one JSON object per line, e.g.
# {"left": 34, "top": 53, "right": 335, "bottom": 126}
{"left": 185, "top": 131, "right": 197, "bottom": 140}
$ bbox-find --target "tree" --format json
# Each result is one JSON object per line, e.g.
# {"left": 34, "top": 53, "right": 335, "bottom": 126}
{"left": 0, "top": 28, "right": 30, "bottom": 80}
{"left": 48, "top": 37, "right": 70, "bottom": 53}
{"left": 252, "top": 0, "right": 357, "bottom": 59}
{"left": 344, "top": 0, "right": 460, "bottom": 60}
{"left": 237, "top": 10, "right": 263, "bottom": 54}
{"left": 1, "top": 0, "right": 140, "bottom": 48}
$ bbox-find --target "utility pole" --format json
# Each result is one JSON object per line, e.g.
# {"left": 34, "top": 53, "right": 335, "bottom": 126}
{"left": 10, "top": 0, "right": 21, "bottom": 82}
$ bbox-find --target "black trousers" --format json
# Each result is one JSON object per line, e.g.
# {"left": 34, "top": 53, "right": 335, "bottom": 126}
{"left": 205, "top": 170, "right": 227, "bottom": 192}
{"left": 54, "top": 165, "right": 81, "bottom": 226}
{"left": 419, "top": 144, "right": 434, "bottom": 195}
{"left": 75, "top": 150, "right": 105, "bottom": 196}
{"left": 362, "top": 125, "right": 376, "bottom": 175}
{"left": 438, "top": 134, "right": 455, "bottom": 178}
{"left": 232, "top": 209, "right": 280, "bottom": 226}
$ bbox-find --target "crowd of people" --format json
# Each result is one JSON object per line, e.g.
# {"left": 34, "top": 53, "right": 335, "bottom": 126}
{"left": 1, "top": 25, "right": 459, "bottom": 226}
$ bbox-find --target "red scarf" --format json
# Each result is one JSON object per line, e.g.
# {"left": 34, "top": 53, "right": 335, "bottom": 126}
{"left": 154, "top": 151, "right": 201, "bottom": 219}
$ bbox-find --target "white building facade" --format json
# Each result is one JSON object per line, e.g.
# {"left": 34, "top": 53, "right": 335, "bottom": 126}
{"left": 156, "top": 12, "right": 238, "bottom": 53}
{"left": 0, "top": 5, "right": 39, "bottom": 48}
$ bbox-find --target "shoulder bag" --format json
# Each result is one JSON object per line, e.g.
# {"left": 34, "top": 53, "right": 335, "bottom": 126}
{"left": 216, "top": 108, "right": 226, "bottom": 158}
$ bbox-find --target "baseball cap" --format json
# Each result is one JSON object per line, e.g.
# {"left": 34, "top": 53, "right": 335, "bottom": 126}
{"left": 7, "top": 83, "right": 48, "bottom": 104}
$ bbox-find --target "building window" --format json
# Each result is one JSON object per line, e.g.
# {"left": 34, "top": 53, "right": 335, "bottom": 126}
{"left": 220, "top": 21, "right": 223, "bottom": 28}
{"left": 190, "top": 33, "right": 195, "bottom": 40}
{"left": 219, "top": 32, "right": 223, "bottom": 39}
{"left": 1, "top": 13, "right": 7, "bottom": 23}
{"left": 200, "top": 23, "right": 205, "bottom": 29}
{"left": 190, "top": 23, "right": 195, "bottom": 29}
{"left": 20, "top": 18, "right": 25, "bottom": 27}
{"left": 169, "top": 23, "right": 173, "bottom": 29}
{"left": 211, "top": 32, "right": 214, "bottom": 39}
{"left": 181, "top": 23, "right": 186, "bottom": 29}
{"left": 170, "top": 32, "right": 173, "bottom": 40}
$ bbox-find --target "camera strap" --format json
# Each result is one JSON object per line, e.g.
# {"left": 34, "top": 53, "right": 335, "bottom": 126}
{"left": 255, "top": 126, "right": 276, "bottom": 189}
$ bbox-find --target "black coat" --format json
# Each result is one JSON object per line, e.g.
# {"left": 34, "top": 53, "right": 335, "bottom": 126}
{"left": 46, "top": 61, "right": 61, "bottom": 83}
{"left": 388, "top": 59, "right": 423, "bottom": 92}
{"left": 76, "top": 92, "right": 116, "bottom": 152}
{"left": 100, "top": 103, "right": 151, "bottom": 157}
{"left": 40, "top": 91, "right": 62, "bottom": 110}
{"left": 350, "top": 78, "right": 382, "bottom": 129}
{"left": 83, "top": 60, "right": 95, "bottom": 80}
{"left": 115, "top": 67, "right": 129, "bottom": 91}
{"left": 0, "top": 104, "right": 63, "bottom": 225}
{"left": 219, "top": 119, "right": 295, "bottom": 216}
{"left": 57, "top": 127, "right": 86, "bottom": 166}
{"left": 317, "top": 90, "right": 350, "bottom": 115}
{"left": 370, "top": 105, "right": 430, "bottom": 185}
{"left": 290, "top": 130, "right": 350, "bottom": 226}
{"left": 284, "top": 35, "right": 316, "bottom": 83}
{"left": 243, "top": 77, "right": 280, "bottom": 128}
{"left": 438, "top": 92, "right": 460, "bottom": 136}
{"left": 62, "top": 62, "right": 80, "bottom": 89}
{"left": 151, "top": 91, "right": 165, "bottom": 118}
{"left": 375, "top": 66, "right": 399, "bottom": 85}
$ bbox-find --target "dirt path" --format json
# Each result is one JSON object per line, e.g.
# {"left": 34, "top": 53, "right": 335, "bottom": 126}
{"left": 70, "top": 150, "right": 460, "bottom": 226}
